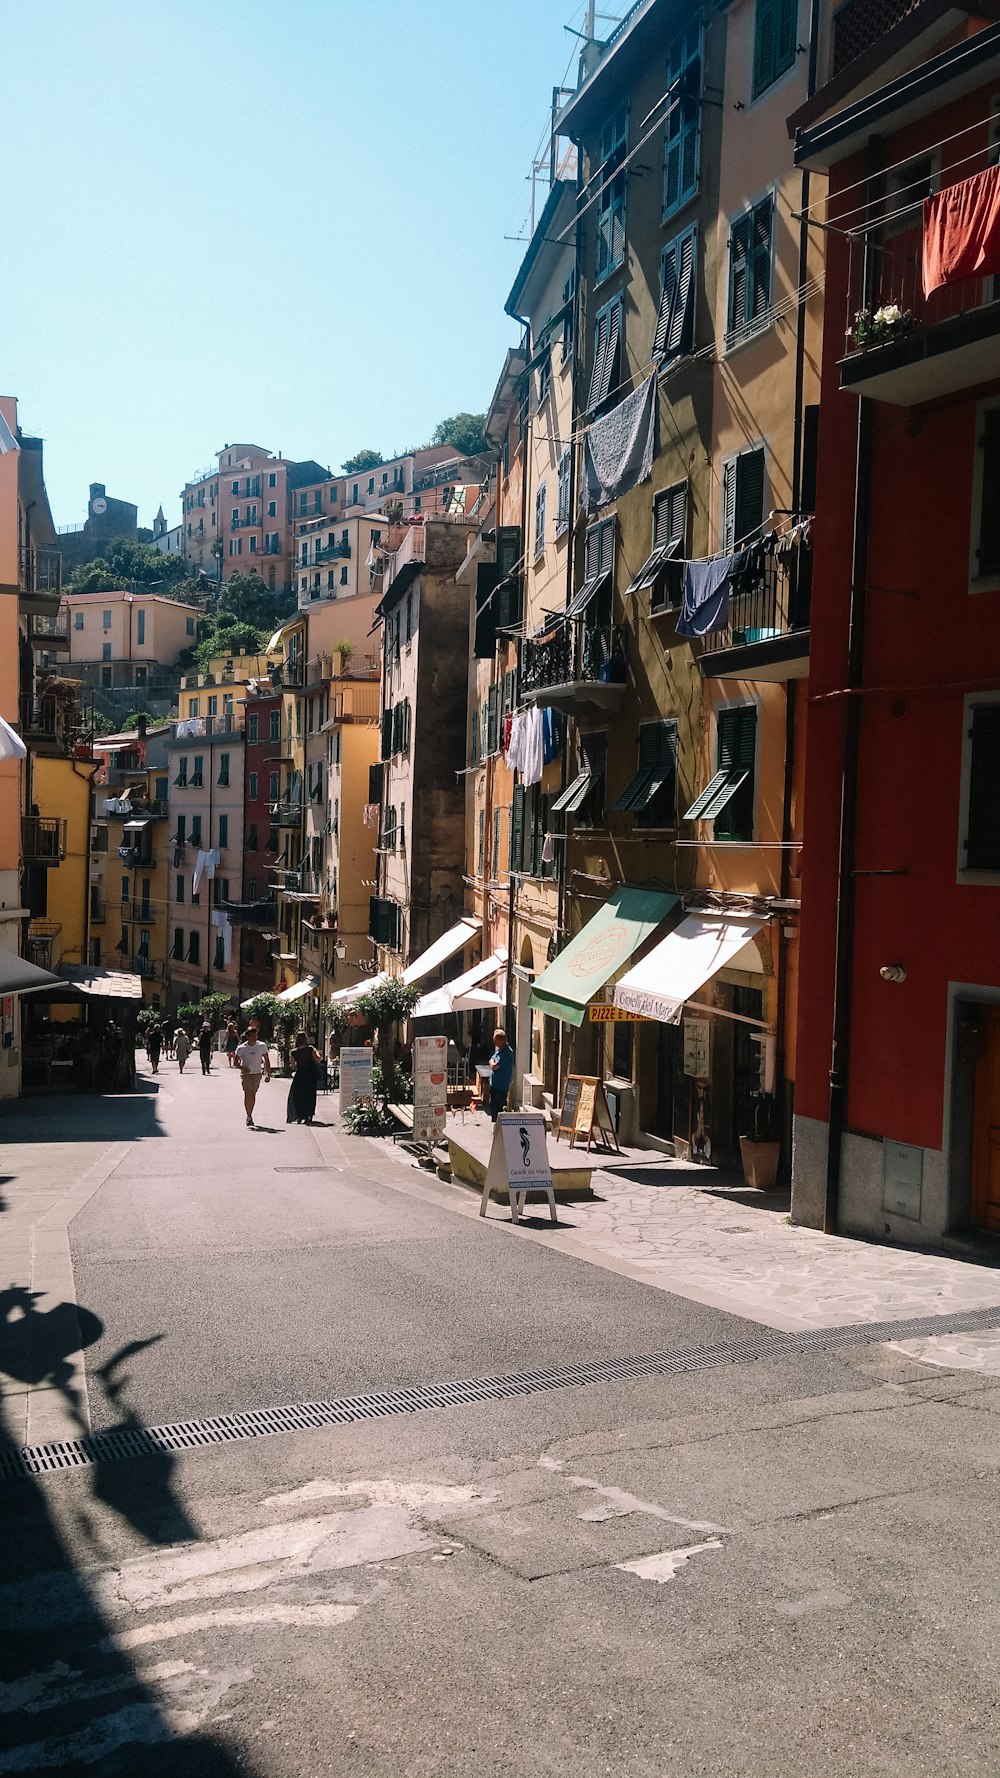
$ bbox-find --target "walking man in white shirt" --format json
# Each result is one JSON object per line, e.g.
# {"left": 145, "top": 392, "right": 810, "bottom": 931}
{"left": 234, "top": 1022, "right": 271, "bottom": 1128}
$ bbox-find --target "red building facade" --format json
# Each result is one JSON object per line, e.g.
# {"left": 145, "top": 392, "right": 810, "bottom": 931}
{"left": 224, "top": 683, "right": 281, "bottom": 1001}
{"left": 791, "top": 16, "right": 1000, "bottom": 1241}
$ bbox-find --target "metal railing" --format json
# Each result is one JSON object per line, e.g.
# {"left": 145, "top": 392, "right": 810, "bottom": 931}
{"left": 520, "top": 621, "right": 625, "bottom": 695}
{"left": 700, "top": 550, "right": 812, "bottom": 657}
{"left": 30, "top": 610, "right": 69, "bottom": 642}
{"left": 270, "top": 800, "right": 304, "bottom": 828}
{"left": 19, "top": 692, "right": 92, "bottom": 752}
{"left": 22, "top": 816, "right": 66, "bottom": 864}
{"left": 19, "top": 545, "right": 62, "bottom": 597}
{"left": 843, "top": 216, "right": 1000, "bottom": 359}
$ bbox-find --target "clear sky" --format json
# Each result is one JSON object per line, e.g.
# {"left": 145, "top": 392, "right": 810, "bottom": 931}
{"left": 5, "top": 0, "right": 605, "bottom": 532}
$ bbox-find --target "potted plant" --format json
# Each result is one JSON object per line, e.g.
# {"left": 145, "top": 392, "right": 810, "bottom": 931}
{"left": 353, "top": 976, "right": 422, "bottom": 1114}
{"left": 739, "top": 1092, "right": 781, "bottom": 1190}
{"left": 851, "top": 304, "right": 914, "bottom": 350}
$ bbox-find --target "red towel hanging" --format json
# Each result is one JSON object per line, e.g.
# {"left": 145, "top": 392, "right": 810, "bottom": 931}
{"left": 922, "top": 163, "right": 1000, "bottom": 298}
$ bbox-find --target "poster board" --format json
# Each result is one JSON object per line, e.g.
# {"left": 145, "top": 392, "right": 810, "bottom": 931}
{"left": 479, "top": 1113, "right": 557, "bottom": 1224}
{"left": 412, "top": 1034, "right": 448, "bottom": 1143}
{"left": 556, "top": 1074, "right": 621, "bottom": 1154}
{"left": 339, "top": 1046, "right": 373, "bottom": 1116}
{"left": 683, "top": 1017, "right": 710, "bottom": 1080}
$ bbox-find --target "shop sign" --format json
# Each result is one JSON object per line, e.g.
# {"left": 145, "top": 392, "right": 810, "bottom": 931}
{"left": 479, "top": 1112, "right": 557, "bottom": 1225}
{"left": 412, "top": 1034, "right": 448, "bottom": 1144}
{"left": 589, "top": 1003, "right": 655, "bottom": 1023}
{"left": 339, "top": 1046, "right": 373, "bottom": 1114}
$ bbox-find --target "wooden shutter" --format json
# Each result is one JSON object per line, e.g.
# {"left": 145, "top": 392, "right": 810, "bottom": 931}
{"left": 653, "top": 239, "right": 678, "bottom": 358}
{"left": 777, "top": 0, "right": 797, "bottom": 78}
{"left": 470, "top": 711, "right": 480, "bottom": 767}
{"left": 510, "top": 784, "right": 525, "bottom": 871}
{"left": 722, "top": 460, "right": 738, "bottom": 550}
{"left": 598, "top": 516, "right": 616, "bottom": 576}
{"left": 967, "top": 706, "right": 1000, "bottom": 868}
{"left": 501, "top": 669, "right": 514, "bottom": 717}
{"left": 368, "top": 763, "right": 383, "bottom": 803}
{"left": 750, "top": 197, "right": 773, "bottom": 323}
{"left": 728, "top": 213, "right": 751, "bottom": 337}
{"left": 735, "top": 449, "right": 766, "bottom": 549}
{"left": 979, "top": 410, "right": 1000, "bottom": 574}
{"left": 474, "top": 563, "right": 500, "bottom": 658}
{"left": 402, "top": 699, "right": 411, "bottom": 752}
{"left": 497, "top": 525, "right": 521, "bottom": 578}
{"left": 487, "top": 686, "right": 499, "bottom": 756}
{"left": 666, "top": 229, "right": 696, "bottom": 358}
{"left": 680, "top": 56, "right": 701, "bottom": 198}
{"left": 380, "top": 708, "right": 393, "bottom": 760}
{"left": 753, "top": 0, "right": 778, "bottom": 95}
{"left": 588, "top": 308, "right": 610, "bottom": 410}
{"left": 477, "top": 810, "right": 486, "bottom": 876}
{"left": 604, "top": 299, "right": 622, "bottom": 402}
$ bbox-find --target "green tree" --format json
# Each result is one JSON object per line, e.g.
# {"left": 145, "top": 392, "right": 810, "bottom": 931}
{"left": 354, "top": 977, "right": 422, "bottom": 1109}
{"left": 192, "top": 621, "right": 270, "bottom": 671}
{"left": 216, "top": 572, "right": 294, "bottom": 629}
{"left": 431, "top": 413, "right": 488, "bottom": 458}
{"left": 70, "top": 538, "right": 187, "bottom": 591}
{"left": 341, "top": 449, "right": 383, "bottom": 475}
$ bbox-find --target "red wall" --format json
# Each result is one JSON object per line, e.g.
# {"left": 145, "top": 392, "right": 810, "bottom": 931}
{"left": 796, "top": 105, "right": 1000, "bottom": 1150}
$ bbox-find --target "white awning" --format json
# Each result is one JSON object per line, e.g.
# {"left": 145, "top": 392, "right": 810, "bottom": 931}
{"left": 275, "top": 975, "right": 318, "bottom": 1004}
{"left": 412, "top": 948, "right": 508, "bottom": 1019}
{"left": 402, "top": 917, "right": 480, "bottom": 986}
{"left": 0, "top": 715, "right": 27, "bottom": 762}
{"left": 329, "top": 972, "right": 386, "bottom": 1006}
{"left": 57, "top": 964, "right": 145, "bottom": 1001}
{"left": 613, "top": 914, "right": 766, "bottom": 1024}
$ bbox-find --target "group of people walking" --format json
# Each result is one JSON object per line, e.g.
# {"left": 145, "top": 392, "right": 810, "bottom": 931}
{"left": 143, "top": 1013, "right": 322, "bottom": 1130}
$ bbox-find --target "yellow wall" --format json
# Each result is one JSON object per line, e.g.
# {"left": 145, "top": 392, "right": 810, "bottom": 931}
{"left": 33, "top": 756, "right": 94, "bottom": 965}
{"left": 67, "top": 592, "right": 199, "bottom": 665}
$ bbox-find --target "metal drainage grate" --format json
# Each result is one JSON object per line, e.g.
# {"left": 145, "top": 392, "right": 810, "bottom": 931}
{"left": 4, "top": 1301, "right": 1000, "bottom": 1485}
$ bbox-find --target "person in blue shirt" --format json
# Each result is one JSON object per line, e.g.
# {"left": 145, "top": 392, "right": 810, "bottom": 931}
{"left": 488, "top": 1028, "right": 514, "bottom": 1120}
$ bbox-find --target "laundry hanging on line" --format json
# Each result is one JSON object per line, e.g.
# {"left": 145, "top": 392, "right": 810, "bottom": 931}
{"left": 922, "top": 164, "right": 1000, "bottom": 298}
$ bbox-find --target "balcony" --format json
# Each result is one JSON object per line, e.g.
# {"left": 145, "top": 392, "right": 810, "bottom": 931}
{"left": 29, "top": 610, "right": 70, "bottom": 652}
{"left": 279, "top": 867, "right": 322, "bottom": 899}
{"left": 270, "top": 799, "right": 303, "bottom": 829}
{"left": 131, "top": 955, "right": 157, "bottom": 980}
{"left": 90, "top": 892, "right": 106, "bottom": 924}
{"left": 699, "top": 550, "right": 812, "bottom": 682}
{"left": 130, "top": 901, "right": 154, "bottom": 924}
{"left": 839, "top": 215, "right": 1000, "bottom": 405}
{"left": 19, "top": 691, "right": 93, "bottom": 758}
{"left": 312, "top": 540, "right": 351, "bottom": 563}
{"left": 220, "top": 897, "right": 278, "bottom": 928}
{"left": 520, "top": 620, "right": 627, "bottom": 716}
{"left": 18, "top": 544, "right": 62, "bottom": 612}
{"left": 268, "top": 659, "right": 304, "bottom": 689}
{"left": 25, "top": 921, "right": 61, "bottom": 970}
{"left": 172, "top": 713, "right": 242, "bottom": 740}
{"left": 22, "top": 816, "right": 66, "bottom": 865}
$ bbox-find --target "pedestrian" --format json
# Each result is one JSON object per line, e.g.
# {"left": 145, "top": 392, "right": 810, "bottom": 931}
{"left": 198, "top": 1020, "right": 213, "bottom": 1076}
{"left": 224, "top": 1017, "right": 240, "bottom": 1069}
{"left": 145, "top": 1022, "right": 162, "bottom": 1076}
{"left": 161, "top": 1017, "right": 175, "bottom": 1059}
{"left": 174, "top": 1028, "right": 191, "bottom": 1074}
{"left": 287, "top": 1030, "right": 322, "bottom": 1125}
{"left": 487, "top": 1027, "right": 514, "bottom": 1120}
{"left": 235, "top": 1021, "right": 271, "bottom": 1128}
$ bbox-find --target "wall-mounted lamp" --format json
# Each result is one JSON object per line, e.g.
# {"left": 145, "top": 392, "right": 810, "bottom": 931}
{"left": 879, "top": 964, "right": 907, "bottom": 983}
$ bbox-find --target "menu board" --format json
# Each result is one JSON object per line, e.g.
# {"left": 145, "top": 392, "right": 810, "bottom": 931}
{"left": 556, "top": 1074, "right": 621, "bottom": 1154}
{"left": 412, "top": 1034, "right": 448, "bottom": 1143}
{"left": 339, "top": 1046, "right": 373, "bottom": 1114}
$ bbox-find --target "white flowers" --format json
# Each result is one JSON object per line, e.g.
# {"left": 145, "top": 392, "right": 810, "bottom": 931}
{"left": 874, "top": 303, "right": 903, "bottom": 327}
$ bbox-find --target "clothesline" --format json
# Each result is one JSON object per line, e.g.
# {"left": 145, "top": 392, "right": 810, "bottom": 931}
{"left": 797, "top": 110, "right": 998, "bottom": 219}
{"left": 837, "top": 139, "right": 1000, "bottom": 237}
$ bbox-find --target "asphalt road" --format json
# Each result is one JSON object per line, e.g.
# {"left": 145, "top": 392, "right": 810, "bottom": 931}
{"left": 1, "top": 1060, "right": 998, "bottom": 1777}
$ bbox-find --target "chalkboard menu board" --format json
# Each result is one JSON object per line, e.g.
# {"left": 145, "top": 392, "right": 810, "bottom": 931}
{"left": 556, "top": 1074, "right": 621, "bottom": 1154}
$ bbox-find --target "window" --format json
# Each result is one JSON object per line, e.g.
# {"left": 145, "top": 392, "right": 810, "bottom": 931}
{"left": 752, "top": 0, "right": 797, "bottom": 99}
{"left": 722, "top": 447, "right": 766, "bottom": 551}
{"left": 654, "top": 225, "right": 697, "bottom": 362}
{"left": 477, "top": 809, "right": 486, "bottom": 877}
{"left": 627, "top": 484, "right": 687, "bottom": 607}
{"left": 248, "top": 771, "right": 258, "bottom": 801}
{"left": 685, "top": 705, "right": 757, "bottom": 839}
{"left": 155, "top": 776, "right": 167, "bottom": 803}
{"left": 214, "top": 877, "right": 229, "bottom": 906}
{"left": 269, "top": 770, "right": 279, "bottom": 801}
{"left": 248, "top": 822, "right": 258, "bottom": 851}
{"left": 102, "top": 643, "right": 112, "bottom": 662}
{"left": 664, "top": 19, "right": 702, "bottom": 217}
{"left": 405, "top": 590, "right": 413, "bottom": 642}
{"left": 340, "top": 565, "right": 348, "bottom": 585}
{"left": 554, "top": 732, "right": 607, "bottom": 828}
{"left": 138, "top": 929, "right": 150, "bottom": 959}
{"left": 190, "top": 815, "right": 202, "bottom": 846}
{"left": 269, "top": 472, "right": 276, "bottom": 488}
{"left": 534, "top": 483, "right": 546, "bottom": 560}
{"left": 172, "top": 928, "right": 184, "bottom": 961}
{"left": 136, "top": 609, "right": 145, "bottom": 645}
{"left": 214, "top": 935, "right": 225, "bottom": 970}
{"left": 487, "top": 686, "right": 500, "bottom": 757}
{"left": 727, "top": 195, "right": 774, "bottom": 345}
{"left": 191, "top": 755, "right": 204, "bottom": 787}
{"left": 189, "top": 698, "right": 200, "bottom": 718}
{"left": 269, "top": 709, "right": 281, "bottom": 741}
{"left": 174, "top": 760, "right": 188, "bottom": 788}
{"left": 975, "top": 405, "right": 1000, "bottom": 577}
{"left": 588, "top": 295, "right": 623, "bottom": 410}
{"left": 218, "top": 752, "right": 230, "bottom": 786}
{"left": 120, "top": 876, "right": 129, "bottom": 903}
{"left": 231, "top": 480, "right": 239, "bottom": 496}
{"left": 207, "top": 696, "right": 218, "bottom": 716}
{"left": 176, "top": 873, "right": 184, "bottom": 904}
{"left": 596, "top": 102, "right": 628, "bottom": 281}
{"left": 249, "top": 535, "right": 258, "bottom": 554}
{"left": 187, "top": 930, "right": 200, "bottom": 965}
{"left": 73, "top": 610, "right": 84, "bottom": 630}
{"left": 134, "top": 665, "right": 147, "bottom": 687}
{"left": 268, "top": 501, "right": 276, "bottom": 518}
{"left": 175, "top": 814, "right": 186, "bottom": 843}
{"left": 537, "top": 342, "right": 551, "bottom": 409}
{"left": 579, "top": 516, "right": 616, "bottom": 611}
{"left": 561, "top": 268, "right": 576, "bottom": 365}
{"left": 368, "top": 897, "right": 401, "bottom": 948}
{"left": 399, "top": 801, "right": 406, "bottom": 852}
{"left": 614, "top": 722, "right": 677, "bottom": 826}
{"left": 218, "top": 814, "right": 228, "bottom": 850}
{"left": 102, "top": 610, "right": 112, "bottom": 630}
{"left": 556, "top": 447, "right": 572, "bottom": 535}
{"left": 186, "top": 616, "right": 195, "bottom": 636}
{"left": 963, "top": 703, "right": 1000, "bottom": 870}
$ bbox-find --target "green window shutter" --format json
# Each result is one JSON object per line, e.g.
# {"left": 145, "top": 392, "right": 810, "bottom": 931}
{"left": 480, "top": 701, "right": 489, "bottom": 758}
{"left": 750, "top": 197, "right": 773, "bottom": 323}
{"left": 477, "top": 810, "right": 486, "bottom": 875}
{"left": 510, "top": 784, "right": 525, "bottom": 871}
{"left": 380, "top": 708, "right": 393, "bottom": 760}
{"left": 470, "top": 710, "right": 480, "bottom": 767}
{"left": 487, "top": 686, "right": 499, "bottom": 755}
{"left": 967, "top": 706, "right": 1000, "bottom": 869}
{"left": 716, "top": 706, "right": 757, "bottom": 839}
{"left": 734, "top": 449, "right": 766, "bottom": 549}
{"left": 722, "top": 459, "right": 738, "bottom": 551}
{"left": 753, "top": 0, "right": 778, "bottom": 96}
{"left": 496, "top": 526, "right": 521, "bottom": 579}
{"left": 728, "top": 213, "right": 752, "bottom": 338}
{"left": 492, "top": 807, "right": 501, "bottom": 877}
{"left": 599, "top": 516, "right": 616, "bottom": 576}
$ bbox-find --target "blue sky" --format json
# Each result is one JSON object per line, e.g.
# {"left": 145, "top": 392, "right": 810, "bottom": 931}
{"left": 4, "top": 0, "right": 604, "bottom": 531}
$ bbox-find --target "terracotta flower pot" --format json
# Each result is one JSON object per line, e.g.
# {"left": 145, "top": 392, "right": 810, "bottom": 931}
{"left": 739, "top": 1137, "right": 780, "bottom": 1191}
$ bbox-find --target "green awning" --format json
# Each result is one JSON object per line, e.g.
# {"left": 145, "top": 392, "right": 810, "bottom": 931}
{"left": 529, "top": 887, "right": 678, "bottom": 1027}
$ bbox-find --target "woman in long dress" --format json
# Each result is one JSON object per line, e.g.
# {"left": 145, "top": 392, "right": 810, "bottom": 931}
{"left": 287, "top": 1031, "right": 322, "bottom": 1125}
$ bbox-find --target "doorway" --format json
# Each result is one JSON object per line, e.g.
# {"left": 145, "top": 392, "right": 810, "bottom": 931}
{"left": 973, "top": 1005, "right": 1000, "bottom": 1233}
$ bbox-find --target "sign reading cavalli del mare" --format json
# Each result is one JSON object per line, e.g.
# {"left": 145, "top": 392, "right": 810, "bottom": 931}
{"left": 479, "top": 1113, "right": 557, "bottom": 1225}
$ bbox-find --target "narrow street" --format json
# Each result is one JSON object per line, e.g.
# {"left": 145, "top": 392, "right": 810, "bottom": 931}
{"left": 2, "top": 1063, "right": 999, "bottom": 1776}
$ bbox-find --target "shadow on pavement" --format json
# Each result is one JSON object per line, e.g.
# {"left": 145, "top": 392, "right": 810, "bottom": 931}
{"left": 0, "top": 1089, "right": 167, "bottom": 1144}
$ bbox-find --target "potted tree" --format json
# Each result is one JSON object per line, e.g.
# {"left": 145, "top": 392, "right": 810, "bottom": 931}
{"left": 353, "top": 976, "right": 422, "bottom": 1115}
{"left": 739, "top": 1093, "right": 781, "bottom": 1190}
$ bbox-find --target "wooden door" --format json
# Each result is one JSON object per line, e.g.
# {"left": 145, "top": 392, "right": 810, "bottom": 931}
{"left": 972, "top": 1006, "right": 1000, "bottom": 1232}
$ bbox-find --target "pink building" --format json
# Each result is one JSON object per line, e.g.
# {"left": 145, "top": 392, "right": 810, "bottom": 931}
{"left": 181, "top": 443, "right": 329, "bottom": 595}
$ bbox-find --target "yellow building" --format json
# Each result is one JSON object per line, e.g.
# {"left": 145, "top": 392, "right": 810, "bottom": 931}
{"left": 28, "top": 755, "right": 96, "bottom": 976}
{"left": 91, "top": 728, "right": 172, "bottom": 1000}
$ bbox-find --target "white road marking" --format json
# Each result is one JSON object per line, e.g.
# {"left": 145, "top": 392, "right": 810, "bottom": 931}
{"left": 110, "top": 1603, "right": 359, "bottom": 1649}
{"left": 617, "top": 1540, "right": 723, "bottom": 1584}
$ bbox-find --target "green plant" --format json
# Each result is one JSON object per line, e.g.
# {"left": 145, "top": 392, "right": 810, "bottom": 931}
{"left": 333, "top": 639, "right": 353, "bottom": 663}
{"left": 372, "top": 1062, "right": 413, "bottom": 1105}
{"left": 354, "top": 977, "right": 422, "bottom": 1110}
{"left": 136, "top": 1007, "right": 159, "bottom": 1036}
{"left": 176, "top": 1002, "right": 202, "bottom": 1029}
{"left": 341, "top": 449, "right": 383, "bottom": 475}
{"left": 243, "top": 992, "right": 280, "bottom": 1039}
{"left": 199, "top": 992, "right": 229, "bottom": 1030}
{"left": 342, "top": 1094, "right": 394, "bottom": 1135}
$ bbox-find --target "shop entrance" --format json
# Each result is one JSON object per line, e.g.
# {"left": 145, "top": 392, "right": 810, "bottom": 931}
{"left": 972, "top": 1004, "right": 1000, "bottom": 1233}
